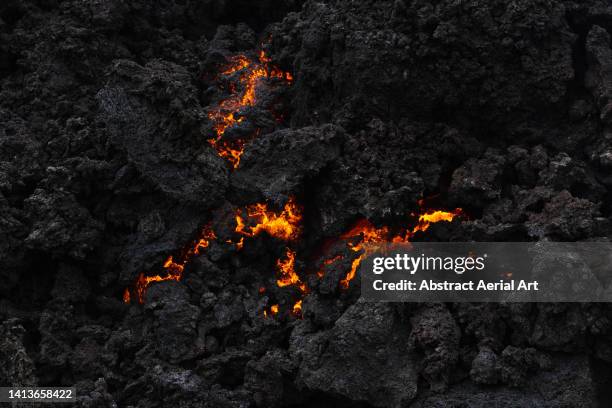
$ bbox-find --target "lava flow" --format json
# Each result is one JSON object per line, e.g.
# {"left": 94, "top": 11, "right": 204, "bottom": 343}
{"left": 318, "top": 206, "right": 464, "bottom": 289}
{"left": 277, "top": 247, "right": 306, "bottom": 293}
{"left": 124, "top": 194, "right": 462, "bottom": 321}
{"left": 125, "top": 198, "right": 302, "bottom": 305}
{"left": 276, "top": 247, "right": 306, "bottom": 318}
{"left": 126, "top": 225, "right": 216, "bottom": 304}
{"left": 235, "top": 197, "right": 302, "bottom": 242}
{"left": 264, "top": 304, "right": 279, "bottom": 318}
{"left": 208, "top": 50, "right": 293, "bottom": 168}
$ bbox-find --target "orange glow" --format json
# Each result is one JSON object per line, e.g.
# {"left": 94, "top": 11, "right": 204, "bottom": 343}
{"left": 235, "top": 197, "right": 302, "bottom": 242}
{"left": 128, "top": 198, "right": 302, "bottom": 306}
{"left": 222, "top": 55, "right": 250, "bottom": 75}
{"left": 258, "top": 49, "right": 271, "bottom": 64}
{"left": 412, "top": 209, "right": 463, "bottom": 233}
{"left": 338, "top": 220, "right": 394, "bottom": 289}
{"left": 126, "top": 189, "right": 462, "bottom": 321}
{"left": 317, "top": 254, "right": 342, "bottom": 278}
{"left": 330, "top": 206, "right": 463, "bottom": 289}
{"left": 292, "top": 299, "right": 303, "bottom": 315}
{"left": 208, "top": 50, "right": 292, "bottom": 168}
{"left": 340, "top": 219, "right": 391, "bottom": 242}
{"left": 129, "top": 198, "right": 301, "bottom": 306}
{"left": 194, "top": 229, "right": 214, "bottom": 254}
{"left": 235, "top": 237, "right": 245, "bottom": 250}
{"left": 264, "top": 304, "right": 279, "bottom": 318}
{"left": 240, "top": 66, "right": 267, "bottom": 106}
{"left": 132, "top": 225, "right": 216, "bottom": 303}
{"left": 276, "top": 248, "right": 306, "bottom": 293}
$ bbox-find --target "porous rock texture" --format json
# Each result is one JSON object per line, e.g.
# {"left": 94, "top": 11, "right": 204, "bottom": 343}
{"left": 1, "top": 0, "right": 612, "bottom": 407}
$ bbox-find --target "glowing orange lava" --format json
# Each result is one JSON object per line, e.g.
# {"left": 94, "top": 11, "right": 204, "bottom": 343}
{"left": 276, "top": 248, "right": 306, "bottom": 293}
{"left": 121, "top": 40, "right": 468, "bottom": 320}
{"left": 264, "top": 304, "right": 280, "bottom": 318}
{"left": 129, "top": 225, "right": 216, "bottom": 304}
{"left": 338, "top": 220, "right": 397, "bottom": 289}
{"left": 127, "top": 197, "right": 301, "bottom": 308}
{"left": 222, "top": 55, "right": 250, "bottom": 75}
{"left": 208, "top": 50, "right": 292, "bottom": 168}
{"left": 292, "top": 299, "right": 303, "bottom": 315}
{"left": 412, "top": 209, "right": 463, "bottom": 233}
{"left": 125, "top": 190, "right": 462, "bottom": 321}
{"left": 235, "top": 197, "right": 302, "bottom": 242}
{"left": 330, "top": 206, "right": 463, "bottom": 289}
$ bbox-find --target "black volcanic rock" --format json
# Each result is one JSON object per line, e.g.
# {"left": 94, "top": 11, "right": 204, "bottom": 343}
{"left": 1, "top": 0, "right": 612, "bottom": 407}
{"left": 448, "top": 149, "right": 506, "bottom": 209}
{"left": 414, "top": 355, "right": 596, "bottom": 407}
{"left": 409, "top": 303, "right": 461, "bottom": 392}
{"left": 586, "top": 25, "right": 612, "bottom": 131}
{"left": 0, "top": 319, "right": 37, "bottom": 387}
{"left": 97, "top": 59, "right": 229, "bottom": 207}
{"left": 525, "top": 190, "right": 602, "bottom": 240}
{"left": 24, "top": 187, "right": 103, "bottom": 259}
{"left": 470, "top": 346, "right": 499, "bottom": 385}
{"left": 292, "top": 301, "right": 418, "bottom": 408}
{"left": 144, "top": 282, "right": 203, "bottom": 363}
{"left": 244, "top": 349, "right": 299, "bottom": 408}
{"left": 231, "top": 124, "right": 345, "bottom": 204}
{"left": 273, "top": 0, "right": 576, "bottom": 130}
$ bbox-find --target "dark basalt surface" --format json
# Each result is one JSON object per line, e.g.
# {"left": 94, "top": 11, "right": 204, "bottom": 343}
{"left": 2, "top": 0, "right": 612, "bottom": 407}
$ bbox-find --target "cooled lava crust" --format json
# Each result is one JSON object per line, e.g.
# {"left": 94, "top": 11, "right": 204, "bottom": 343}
{"left": 1, "top": 0, "right": 612, "bottom": 407}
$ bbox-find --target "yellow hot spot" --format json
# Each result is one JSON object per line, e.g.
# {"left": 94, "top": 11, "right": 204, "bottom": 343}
{"left": 292, "top": 299, "right": 303, "bottom": 315}
{"left": 338, "top": 206, "right": 463, "bottom": 289}
{"left": 235, "top": 197, "right": 302, "bottom": 242}
{"left": 276, "top": 248, "right": 305, "bottom": 292}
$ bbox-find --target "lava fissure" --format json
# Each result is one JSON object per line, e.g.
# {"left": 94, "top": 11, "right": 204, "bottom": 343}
{"left": 126, "top": 194, "right": 462, "bottom": 320}
{"left": 128, "top": 225, "right": 216, "bottom": 304}
{"left": 207, "top": 49, "right": 293, "bottom": 169}
{"left": 126, "top": 42, "right": 463, "bottom": 315}
{"left": 319, "top": 205, "right": 464, "bottom": 290}
{"left": 126, "top": 197, "right": 305, "bottom": 306}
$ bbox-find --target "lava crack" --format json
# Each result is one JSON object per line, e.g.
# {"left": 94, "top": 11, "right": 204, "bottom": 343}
{"left": 124, "top": 196, "right": 463, "bottom": 320}
{"left": 207, "top": 50, "right": 293, "bottom": 169}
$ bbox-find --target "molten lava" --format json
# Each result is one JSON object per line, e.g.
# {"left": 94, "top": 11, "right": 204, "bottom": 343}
{"left": 413, "top": 209, "right": 463, "bottom": 233}
{"left": 338, "top": 220, "right": 397, "bottom": 289}
{"left": 235, "top": 197, "right": 302, "bottom": 242}
{"left": 292, "top": 299, "right": 303, "bottom": 315}
{"left": 264, "top": 304, "right": 279, "bottom": 318}
{"left": 125, "top": 46, "right": 296, "bottom": 314}
{"left": 326, "top": 206, "right": 464, "bottom": 289}
{"left": 207, "top": 50, "right": 293, "bottom": 168}
{"left": 122, "top": 42, "right": 464, "bottom": 319}
{"left": 129, "top": 225, "right": 216, "bottom": 304}
{"left": 125, "top": 188, "right": 461, "bottom": 321}
{"left": 276, "top": 248, "right": 306, "bottom": 293}
{"left": 126, "top": 197, "right": 302, "bottom": 309}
